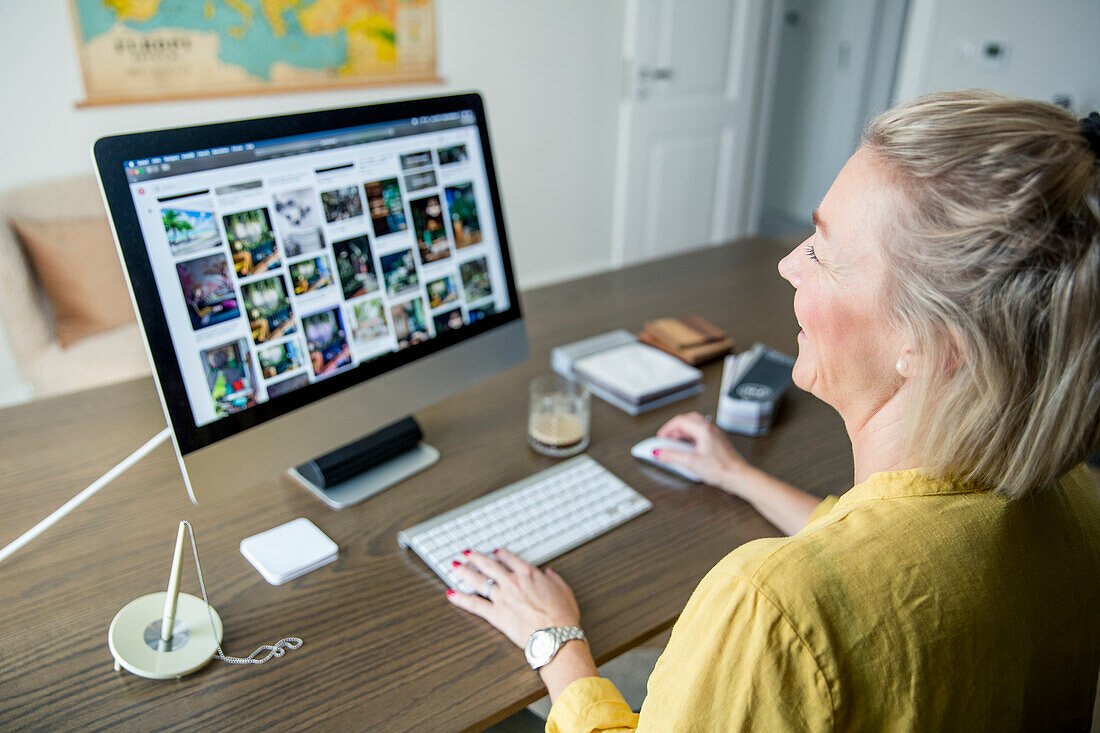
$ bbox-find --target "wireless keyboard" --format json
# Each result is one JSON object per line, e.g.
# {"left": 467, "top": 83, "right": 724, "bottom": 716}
{"left": 398, "top": 454, "right": 652, "bottom": 593}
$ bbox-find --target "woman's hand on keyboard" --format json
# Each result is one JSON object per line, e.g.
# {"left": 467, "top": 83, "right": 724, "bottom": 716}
{"left": 447, "top": 548, "right": 580, "bottom": 649}
{"left": 656, "top": 411, "right": 750, "bottom": 491}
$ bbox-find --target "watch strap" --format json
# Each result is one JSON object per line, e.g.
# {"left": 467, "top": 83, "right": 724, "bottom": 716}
{"left": 552, "top": 626, "right": 586, "bottom": 646}
{"left": 526, "top": 625, "right": 587, "bottom": 670}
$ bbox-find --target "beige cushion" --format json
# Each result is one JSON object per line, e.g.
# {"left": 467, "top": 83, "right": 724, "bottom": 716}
{"left": 11, "top": 217, "right": 135, "bottom": 347}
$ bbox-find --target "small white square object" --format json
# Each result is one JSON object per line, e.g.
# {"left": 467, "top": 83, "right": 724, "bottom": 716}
{"left": 240, "top": 518, "right": 338, "bottom": 586}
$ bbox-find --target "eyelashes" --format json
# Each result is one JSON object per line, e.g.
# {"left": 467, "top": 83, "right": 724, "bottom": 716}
{"left": 804, "top": 244, "right": 819, "bottom": 263}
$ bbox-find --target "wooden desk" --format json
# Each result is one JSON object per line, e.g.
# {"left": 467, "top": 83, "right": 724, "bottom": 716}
{"left": 0, "top": 239, "right": 853, "bottom": 731}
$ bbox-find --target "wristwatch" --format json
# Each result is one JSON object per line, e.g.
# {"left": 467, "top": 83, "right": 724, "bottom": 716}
{"left": 524, "top": 626, "right": 587, "bottom": 670}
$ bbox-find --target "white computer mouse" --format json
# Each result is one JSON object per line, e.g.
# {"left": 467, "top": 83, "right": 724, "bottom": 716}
{"left": 630, "top": 437, "right": 702, "bottom": 482}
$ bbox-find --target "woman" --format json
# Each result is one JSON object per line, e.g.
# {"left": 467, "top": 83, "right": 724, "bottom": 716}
{"left": 448, "top": 91, "right": 1100, "bottom": 730}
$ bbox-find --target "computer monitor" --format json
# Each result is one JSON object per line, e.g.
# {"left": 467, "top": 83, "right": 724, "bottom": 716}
{"left": 93, "top": 93, "right": 527, "bottom": 506}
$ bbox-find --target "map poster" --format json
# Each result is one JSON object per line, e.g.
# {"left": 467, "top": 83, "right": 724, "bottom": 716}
{"left": 68, "top": 0, "right": 438, "bottom": 106}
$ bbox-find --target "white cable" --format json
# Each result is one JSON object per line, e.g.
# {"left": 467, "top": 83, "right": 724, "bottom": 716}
{"left": 0, "top": 428, "right": 171, "bottom": 564}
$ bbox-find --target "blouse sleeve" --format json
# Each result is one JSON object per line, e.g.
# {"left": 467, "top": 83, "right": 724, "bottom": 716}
{"left": 545, "top": 677, "right": 639, "bottom": 733}
{"left": 546, "top": 562, "right": 834, "bottom": 732}
{"left": 807, "top": 495, "right": 839, "bottom": 524}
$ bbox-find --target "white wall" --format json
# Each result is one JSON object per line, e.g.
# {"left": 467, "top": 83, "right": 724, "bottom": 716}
{"left": 0, "top": 0, "right": 624, "bottom": 406}
{"left": 894, "top": 0, "right": 1100, "bottom": 112}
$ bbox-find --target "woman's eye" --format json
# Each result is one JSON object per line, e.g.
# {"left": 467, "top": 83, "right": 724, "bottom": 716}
{"left": 804, "top": 244, "right": 818, "bottom": 262}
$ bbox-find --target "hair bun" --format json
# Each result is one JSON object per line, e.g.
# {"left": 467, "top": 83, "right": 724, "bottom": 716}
{"left": 1081, "top": 111, "right": 1100, "bottom": 157}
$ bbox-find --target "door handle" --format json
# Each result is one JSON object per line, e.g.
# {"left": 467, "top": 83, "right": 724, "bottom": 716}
{"left": 638, "top": 67, "right": 674, "bottom": 81}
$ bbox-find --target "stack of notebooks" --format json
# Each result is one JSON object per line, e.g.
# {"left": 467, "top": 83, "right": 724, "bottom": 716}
{"left": 716, "top": 343, "right": 795, "bottom": 436}
{"left": 552, "top": 330, "right": 703, "bottom": 415}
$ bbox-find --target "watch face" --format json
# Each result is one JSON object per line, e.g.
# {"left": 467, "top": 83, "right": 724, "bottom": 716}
{"left": 530, "top": 631, "right": 555, "bottom": 659}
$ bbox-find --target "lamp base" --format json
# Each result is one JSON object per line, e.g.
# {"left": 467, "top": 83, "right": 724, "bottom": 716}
{"left": 108, "top": 592, "right": 222, "bottom": 679}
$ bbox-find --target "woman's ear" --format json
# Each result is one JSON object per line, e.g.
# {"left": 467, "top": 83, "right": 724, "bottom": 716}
{"left": 941, "top": 328, "right": 966, "bottom": 377}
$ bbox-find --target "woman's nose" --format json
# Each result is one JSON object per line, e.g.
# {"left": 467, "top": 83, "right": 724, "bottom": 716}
{"left": 778, "top": 247, "right": 800, "bottom": 287}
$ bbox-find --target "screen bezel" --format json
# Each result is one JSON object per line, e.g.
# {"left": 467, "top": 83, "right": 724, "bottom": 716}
{"left": 94, "top": 93, "right": 521, "bottom": 456}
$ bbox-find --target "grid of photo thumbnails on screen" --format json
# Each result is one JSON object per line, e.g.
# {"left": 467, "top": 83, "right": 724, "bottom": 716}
{"left": 129, "top": 114, "right": 510, "bottom": 428}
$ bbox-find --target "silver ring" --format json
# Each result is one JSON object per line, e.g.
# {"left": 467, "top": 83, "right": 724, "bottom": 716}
{"left": 484, "top": 578, "right": 496, "bottom": 598}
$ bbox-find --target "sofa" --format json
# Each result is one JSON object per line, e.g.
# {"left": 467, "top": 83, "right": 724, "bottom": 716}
{"left": 0, "top": 175, "right": 150, "bottom": 400}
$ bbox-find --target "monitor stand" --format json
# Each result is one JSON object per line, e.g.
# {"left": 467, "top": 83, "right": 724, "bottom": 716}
{"left": 287, "top": 416, "right": 440, "bottom": 510}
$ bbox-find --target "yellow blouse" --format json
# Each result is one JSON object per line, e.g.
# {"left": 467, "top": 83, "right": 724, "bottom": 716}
{"left": 546, "top": 465, "right": 1100, "bottom": 731}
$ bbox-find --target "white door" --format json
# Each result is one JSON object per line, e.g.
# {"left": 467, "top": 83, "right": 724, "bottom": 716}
{"left": 611, "top": 0, "right": 775, "bottom": 265}
{"left": 761, "top": 0, "right": 907, "bottom": 228}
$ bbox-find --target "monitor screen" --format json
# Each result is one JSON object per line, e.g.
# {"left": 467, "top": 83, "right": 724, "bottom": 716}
{"left": 95, "top": 94, "right": 522, "bottom": 460}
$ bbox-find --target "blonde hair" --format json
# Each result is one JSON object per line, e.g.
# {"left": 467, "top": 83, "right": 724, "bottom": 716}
{"left": 863, "top": 89, "right": 1100, "bottom": 498}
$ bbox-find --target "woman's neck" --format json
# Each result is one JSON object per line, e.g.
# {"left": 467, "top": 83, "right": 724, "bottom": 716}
{"left": 842, "top": 383, "right": 918, "bottom": 485}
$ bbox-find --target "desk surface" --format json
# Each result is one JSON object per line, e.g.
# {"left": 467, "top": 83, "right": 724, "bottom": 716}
{"left": 0, "top": 239, "right": 853, "bottom": 732}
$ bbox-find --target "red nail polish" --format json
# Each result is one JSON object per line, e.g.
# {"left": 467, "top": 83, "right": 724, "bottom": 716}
{"left": 653, "top": 449, "right": 661, "bottom": 457}
{"left": 492, "top": 548, "right": 499, "bottom": 554}
{"left": 452, "top": 560, "right": 462, "bottom": 568}
{"left": 462, "top": 549, "right": 472, "bottom": 556}
{"left": 446, "top": 589, "right": 455, "bottom": 597}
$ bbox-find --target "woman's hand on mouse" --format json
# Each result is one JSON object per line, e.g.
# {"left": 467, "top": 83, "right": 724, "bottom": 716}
{"left": 655, "top": 412, "right": 751, "bottom": 494}
{"left": 446, "top": 548, "right": 581, "bottom": 649}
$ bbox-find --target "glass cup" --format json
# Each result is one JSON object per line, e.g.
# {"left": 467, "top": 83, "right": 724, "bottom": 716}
{"left": 528, "top": 374, "right": 590, "bottom": 457}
